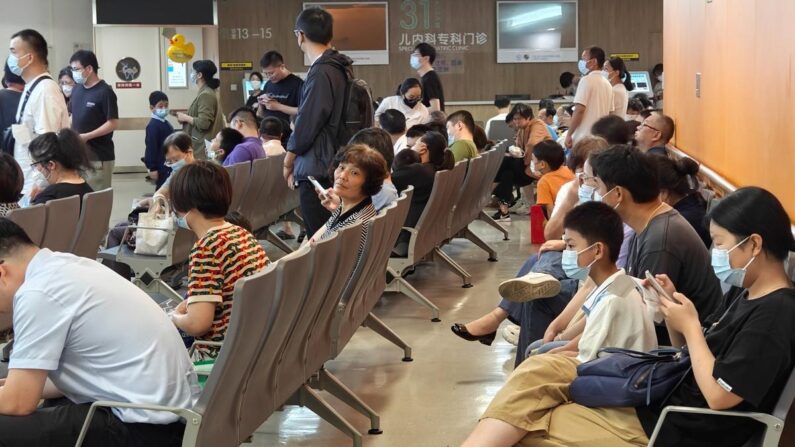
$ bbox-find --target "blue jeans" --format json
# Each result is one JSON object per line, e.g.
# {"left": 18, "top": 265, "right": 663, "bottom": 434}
{"left": 497, "top": 251, "right": 579, "bottom": 367}
{"left": 524, "top": 339, "right": 569, "bottom": 359}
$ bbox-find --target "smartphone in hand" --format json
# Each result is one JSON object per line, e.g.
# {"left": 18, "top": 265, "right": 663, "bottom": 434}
{"left": 308, "top": 176, "right": 327, "bottom": 198}
{"left": 645, "top": 270, "right": 680, "bottom": 304}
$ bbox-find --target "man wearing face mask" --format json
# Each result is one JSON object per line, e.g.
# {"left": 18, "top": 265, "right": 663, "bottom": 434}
{"left": 257, "top": 50, "right": 303, "bottom": 144}
{"left": 6, "top": 29, "right": 69, "bottom": 204}
{"left": 564, "top": 46, "right": 613, "bottom": 149}
{"left": 284, "top": 7, "right": 354, "bottom": 238}
{"left": 445, "top": 110, "right": 478, "bottom": 162}
{"left": 588, "top": 145, "right": 722, "bottom": 344}
{"left": 411, "top": 43, "right": 445, "bottom": 112}
{"left": 0, "top": 63, "right": 25, "bottom": 137}
{"left": 68, "top": 50, "right": 119, "bottom": 191}
{"left": 219, "top": 107, "right": 265, "bottom": 166}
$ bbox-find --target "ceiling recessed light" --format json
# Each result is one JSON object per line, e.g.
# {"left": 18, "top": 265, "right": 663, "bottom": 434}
{"left": 546, "top": 27, "right": 556, "bottom": 31}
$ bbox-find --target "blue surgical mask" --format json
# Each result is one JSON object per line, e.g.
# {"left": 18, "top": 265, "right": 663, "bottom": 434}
{"left": 577, "top": 59, "right": 589, "bottom": 75}
{"left": 7, "top": 53, "right": 29, "bottom": 76}
{"left": 72, "top": 69, "right": 85, "bottom": 85}
{"left": 175, "top": 211, "right": 191, "bottom": 230}
{"left": 711, "top": 236, "right": 755, "bottom": 287}
{"left": 410, "top": 55, "right": 422, "bottom": 70}
{"left": 601, "top": 70, "right": 610, "bottom": 80}
{"left": 448, "top": 134, "right": 455, "bottom": 146}
{"left": 190, "top": 72, "right": 198, "bottom": 85}
{"left": 164, "top": 158, "right": 187, "bottom": 171}
{"left": 562, "top": 244, "right": 598, "bottom": 281}
{"left": 578, "top": 184, "right": 596, "bottom": 204}
{"left": 154, "top": 108, "right": 169, "bottom": 119}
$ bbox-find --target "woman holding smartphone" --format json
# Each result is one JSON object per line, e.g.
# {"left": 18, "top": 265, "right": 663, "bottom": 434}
{"left": 462, "top": 186, "right": 795, "bottom": 447}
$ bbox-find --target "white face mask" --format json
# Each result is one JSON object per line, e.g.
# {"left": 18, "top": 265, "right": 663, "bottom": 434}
{"left": 250, "top": 80, "right": 261, "bottom": 90}
{"left": 61, "top": 85, "right": 73, "bottom": 97}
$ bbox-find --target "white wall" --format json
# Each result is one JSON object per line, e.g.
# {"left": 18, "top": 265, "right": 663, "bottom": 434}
{"left": 0, "top": 0, "right": 94, "bottom": 74}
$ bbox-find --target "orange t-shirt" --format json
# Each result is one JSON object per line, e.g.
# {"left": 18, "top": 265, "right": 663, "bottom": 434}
{"left": 537, "top": 166, "right": 575, "bottom": 206}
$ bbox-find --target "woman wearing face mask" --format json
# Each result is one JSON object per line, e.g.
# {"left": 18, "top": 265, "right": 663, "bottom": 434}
{"left": 462, "top": 185, "right": 795, "bottom": 447}
{"left": 604, "top": 57, "right": 634, "bottom": 120}
{"left": 244, "top": 72, "right": 264, "bottom": 109}
{"left": 176, "top": 60, "right": 224, "bottom": 160}
{"left": 58, "top": 67, "right": 75, "bottom": 106}
{"left": 374, "top": 78, "right": 430, "bottom": 129}
{"left": 28, "top": 128, "right": 93, "bottom": 205}
{"left": 139, "top": 131, "right": 196, "bottom": 211}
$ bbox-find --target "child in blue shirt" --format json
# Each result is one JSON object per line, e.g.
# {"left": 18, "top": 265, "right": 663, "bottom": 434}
{"left": 144, "top": 91, "right": 174, "bottom": 189}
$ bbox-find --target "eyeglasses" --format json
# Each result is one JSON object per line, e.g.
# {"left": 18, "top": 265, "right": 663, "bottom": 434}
{"left": 640, "top": 122, "right": 661, "bottom": 132}
{"left": 30, "top": 159, "right": 50, "bottom": 168}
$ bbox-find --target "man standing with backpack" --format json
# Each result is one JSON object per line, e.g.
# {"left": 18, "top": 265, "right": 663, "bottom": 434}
{"left": 283, "top": 7, "right": 355, "bottom": 237}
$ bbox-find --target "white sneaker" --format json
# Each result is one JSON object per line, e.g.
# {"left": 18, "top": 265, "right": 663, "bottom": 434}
{"left": 511, "top": 203, "right": 532, "bottom": 215}
{"left": 499, "top": 272, "right": 561, "bottom": 303}
{"left": 502, "top": 324, "right": 520, "bottom": 346}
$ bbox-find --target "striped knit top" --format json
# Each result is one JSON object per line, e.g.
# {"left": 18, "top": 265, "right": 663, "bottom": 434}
{"left": 187, "top": 222, "right": 268, "bottom": 359}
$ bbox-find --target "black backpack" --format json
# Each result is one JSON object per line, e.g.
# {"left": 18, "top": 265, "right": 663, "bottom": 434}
{"left": 335, "top": 70, "right": 374, "bottom": 149}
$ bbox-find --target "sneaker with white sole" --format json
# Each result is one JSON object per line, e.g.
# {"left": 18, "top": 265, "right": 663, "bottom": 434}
{"left": 502, "top": 324, "right": 520, "bottom": 346}
{"left": 499, "top": 272, "right": 561, "bottom": 303}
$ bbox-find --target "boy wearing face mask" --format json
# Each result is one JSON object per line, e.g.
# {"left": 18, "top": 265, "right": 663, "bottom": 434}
{"left": 144, "top": 91, "right": 173, "bottom": 189}
{"left": 543, "top": 201, "right": 657, "bottom": 360}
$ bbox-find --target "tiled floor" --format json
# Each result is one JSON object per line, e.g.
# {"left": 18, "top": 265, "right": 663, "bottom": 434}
{"left": 111, "top": 174, "right": 535, "bottom": 447}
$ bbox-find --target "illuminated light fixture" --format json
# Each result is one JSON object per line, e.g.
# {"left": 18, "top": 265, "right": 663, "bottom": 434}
{"left": 546, "top": 27, "right": 556, "bottom": 31}
{"left": 508, "top": 5, "right": 563, "bottom": 28}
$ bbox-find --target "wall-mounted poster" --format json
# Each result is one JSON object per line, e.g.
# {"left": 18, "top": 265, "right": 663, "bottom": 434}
{"left": 167, "top": 58, "right": 188, "bottom": 89}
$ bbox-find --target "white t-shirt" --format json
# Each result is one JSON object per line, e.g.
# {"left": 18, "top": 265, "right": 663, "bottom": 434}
{"left": 571, "top": 71, "right": 614, "bottom": 143}
{"left": 375, "top": 95, "right": 431, "bottom": 129}
{"left": 10, "top": 249, "right": 200, "bottom": 423}
{"left": 577, "top": 270, "right": 658, "bottom": 363}
{"left": 551, "top": 179, "right": 576, "bottom": 218}
{"left": 13, "top": 73, "right": 69, "bottom": 198}
{"left": 484, "top": 112, "right": 508, "bottom": 136}
{"left": 393, "top": 133, "right": 408, "bottom": 155}
{"left": 262, "top": 139, "right": 286, "bottom": 157}
{"left": 611, "top": 83, "right": 629, "bottom": 120}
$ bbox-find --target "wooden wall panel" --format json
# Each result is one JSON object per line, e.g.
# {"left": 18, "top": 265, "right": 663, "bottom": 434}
{"left": 664, "top": 0, "right": 795, "bottom": 217}
{"left": 216, "top": 0, "right": 662, "bottom": 113}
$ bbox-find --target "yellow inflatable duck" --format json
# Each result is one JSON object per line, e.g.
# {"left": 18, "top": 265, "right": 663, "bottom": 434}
{"left": 167, "top": 34, "right": 195, "bottom": 63}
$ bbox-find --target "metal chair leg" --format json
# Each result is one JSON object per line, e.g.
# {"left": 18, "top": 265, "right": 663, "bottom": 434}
{"left": 363, "top": 313, "right": 413, "bottom": 361}
{"left": 433, "top": 248, "right": 473, "bottom": 288}
{"left": 297, "top": 385, "right": 363, "bottom": 447}
{"left": 478, "top": 210, "right": 510, "bottom": 240}
{"left": 385, "top": 272, "right": 440, "bottom": 321}
{"left": 264, "top": 228, "right": 295, "bottom": 254}
{"left": 317, "top": 369, "right": 383, "bottom": 434}
{"left": 463, "top": 227, "right": 498, "bottom": 261}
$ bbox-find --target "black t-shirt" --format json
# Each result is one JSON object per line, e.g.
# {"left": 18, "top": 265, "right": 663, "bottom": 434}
{"left": 31, "top": 182, "right": 94, "bottom": 205}
{"left": 626, "top": 209, "right": 723, "bottom": 344}
{"left": 421, "top": 70, "right": 445, "bottom": 111}
{"left": 0, "top": 88, "right": 22, "bottom": 132}
{"left": 637, "top": 287, "right": 795, "bottom": 447}
{"left": 69, "top": 80, "right": 119, "bottom": 161}
{"left": 392, "top": 162, "right": 436, "bottom": 228}
{"left": 260, "top": 74, "right": 304, "bottom": 125}
{"left": 245, "top": 92, "right": 260, "bottom": 109}
{"left": 673, "top": 193, "right": 712, "bottom": 248}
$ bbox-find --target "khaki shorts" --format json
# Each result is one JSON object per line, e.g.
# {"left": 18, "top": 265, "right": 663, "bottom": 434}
{"left": 482, "top": 353, "right": 649, "bottom": 447}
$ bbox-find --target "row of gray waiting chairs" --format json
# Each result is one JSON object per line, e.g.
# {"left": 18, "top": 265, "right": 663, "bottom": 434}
{"left": 385, "top": 142, "right": 509, "bottom": 320}
{"left": 226, "top": 154, "right": 304, "bottom": 254}
{"left": 6, "top": 188, "right": 114, "bottom": 259}
{"left": 76, "top": 188, "right": 413, "bottom": 447}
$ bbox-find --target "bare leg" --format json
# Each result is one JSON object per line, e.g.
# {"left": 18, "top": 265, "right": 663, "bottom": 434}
{"left": 461, "top": 418, "right": 527, "bottom": 447}
{"left": 465, "top": 307, "right": 509, "bottom": 336}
